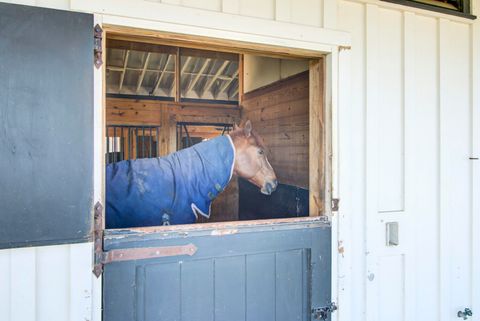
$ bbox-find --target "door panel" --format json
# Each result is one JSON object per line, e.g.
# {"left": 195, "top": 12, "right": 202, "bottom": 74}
{"left": 103, "top": 220, "right": 331, "bottom": 321}
{"left": 0, "top": 3, "right": 93, "bottom": 248}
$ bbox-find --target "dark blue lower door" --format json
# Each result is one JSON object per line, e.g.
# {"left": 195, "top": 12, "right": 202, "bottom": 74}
{"left": 103, "top": 218, "right": 331, "bottom": 321}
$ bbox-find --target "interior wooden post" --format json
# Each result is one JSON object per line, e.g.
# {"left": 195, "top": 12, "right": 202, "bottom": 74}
{"left": 175, "top": 47, "right": 181, "bottom": 102}
{"left": 239, "top": 54, "right": 244, "bottom": 105}
{"left": 309, "top": 58, "right": 325, "bottom": 216}
{"left": 159, "top": 107, "right": 176, "bottom": 156}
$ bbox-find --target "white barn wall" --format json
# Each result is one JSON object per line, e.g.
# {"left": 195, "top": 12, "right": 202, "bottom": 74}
{"left": 0, "top": 243, "right": 98, "bottom": 321}
{"left": 337, "top": 1, "right": 479, "bottom": 321}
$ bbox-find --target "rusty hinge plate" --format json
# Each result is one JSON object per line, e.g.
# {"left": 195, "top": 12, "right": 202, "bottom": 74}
{"left": 331, "top": 198, "right": 340, "bottom": 212}
{"left": 92, "top": 202, "right": 198, "bottom": 277}
{"left": 93, "top": 201, "right": 104, "bottom": 277}
{"left": 94, "top": 24, "right": 103, "bottom": 69}
{"left": 102, "top": 243, "right": 198, "bottom": 264}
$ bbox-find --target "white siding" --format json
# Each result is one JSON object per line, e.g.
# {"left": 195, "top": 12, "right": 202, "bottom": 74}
{"left": 147, "top": 0, "right": 323, "bottom": 25}
{"left": 338, "top": 1, "right": 479, "bottom": 321}
{"left": 0, "top": 243, "right": 99, "bottom": 321}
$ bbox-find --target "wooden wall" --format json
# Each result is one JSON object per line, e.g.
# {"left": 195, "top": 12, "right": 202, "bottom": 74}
{"left": 241, "top": 71, "right": 309, "bottom": 189}
{"left": 106, "top": 97, "right": 240, "bottom": 221}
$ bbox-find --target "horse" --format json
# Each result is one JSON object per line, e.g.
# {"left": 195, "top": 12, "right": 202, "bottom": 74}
{"left": 106, "top": 120, "right": 278, "bottom": 228}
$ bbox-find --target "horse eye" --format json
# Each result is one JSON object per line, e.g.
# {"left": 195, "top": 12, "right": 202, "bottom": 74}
{"left": 258, "top": 149, "right": 264, "bottom": 155}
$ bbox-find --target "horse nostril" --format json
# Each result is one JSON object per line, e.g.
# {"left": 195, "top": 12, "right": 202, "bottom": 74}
{"left": 265, "top": 183, "right": 273, "bottom": 194}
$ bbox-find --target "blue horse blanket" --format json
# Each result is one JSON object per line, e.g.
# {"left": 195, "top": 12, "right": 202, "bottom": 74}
{"left": 106, "top": 135, "right": 235, "bottom": 228}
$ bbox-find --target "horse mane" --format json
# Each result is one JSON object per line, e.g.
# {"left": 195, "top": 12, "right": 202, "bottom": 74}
{"left": 228, "top": 126, "right": 266, "bottom": 149}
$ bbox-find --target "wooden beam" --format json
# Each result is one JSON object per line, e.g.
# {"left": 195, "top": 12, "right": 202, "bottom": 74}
{"left": 185, "top": 58, "right": 211, "bottom": 96}
{"left": 119, "top": 50, "right": 130, "bottom": 92}
{"left": 136, "top": 52, "right": 151, "bottom": 93}
{"left": 151, "top": 55, "right": 172, "bottom": 95}
{"left": 201, "top": 60, "right": 229, "bottom": 97}
{"left": 308, "top": 59, "right": 324, "bottom": 216}
{"left": 239, "top": 54, "right": 244, "bottom": 104}
{"left": 229, "top": 85, "right": 239, "bottom": 99}
{"left": 217, "top": 69, "right": 238, "bottom": 97}
{"left": 175, "top": 47, "right": 181, "bottom": 101}
{"left": 107, "top": 38, "right": 177, "bottom": 55}
{"left": 106, "top": 28, "right": 326, "bottom": 59}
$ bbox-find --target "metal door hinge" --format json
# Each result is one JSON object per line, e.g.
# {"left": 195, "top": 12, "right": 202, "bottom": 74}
{"left": 312, "top": 302, "right": 338, "bottom": 320}
{"left": 331, "top": 198, "right": 340, "bottom": 212}
{"left": 92, "top": 202, "right": 198, "bottom": 278}
{"left": 93, "top": 24, "right": 103, "bottom": 69}
{"left": 93, "top": 201, "right": 104, "bottom": 277}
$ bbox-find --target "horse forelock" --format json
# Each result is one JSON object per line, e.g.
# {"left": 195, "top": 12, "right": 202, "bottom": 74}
{"left": 229, "top": 127, "right": 266, "bottom": 150}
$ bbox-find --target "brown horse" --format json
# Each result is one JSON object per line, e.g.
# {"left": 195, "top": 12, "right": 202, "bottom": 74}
{"left": 106, "top": 120, "right": 277, "bottom": 227}
{"left": 229, "top": 120, "right": 278, "bottom": 195}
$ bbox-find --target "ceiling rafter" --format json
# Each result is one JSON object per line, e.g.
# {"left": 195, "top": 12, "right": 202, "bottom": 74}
{"left": 118, "top": 50, "right": 130, "bottom": 92}
{"left": 201, "top": 60, "right": 230, "bottom": 97}
{"left": 151, "top": 54, "right": 172, "bottom": 95}
{"left": 184, "top": 58, "right": 211, "bottom": 97}
{"left": 217, "top": 69, "right": 239, "bottom": 97}
{"left": 107, "top": 46, "right": 239, "bottom": 102}
{"left": 136, "top": 52, "right": 151, "bottom": 94}
{"left": 229, "top": 83, "right": 239, "bottom": 99}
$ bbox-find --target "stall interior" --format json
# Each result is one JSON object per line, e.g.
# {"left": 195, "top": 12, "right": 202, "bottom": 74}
{"left": 105, "top": 37, "right": 313, "bottom": 226}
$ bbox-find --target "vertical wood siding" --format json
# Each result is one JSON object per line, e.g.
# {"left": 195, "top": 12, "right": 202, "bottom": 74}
{"left": 338, "top": 1, "right": 478, "bottom": 321}
{"left": 0, "top": 243, "right": 98, "bottom": 321}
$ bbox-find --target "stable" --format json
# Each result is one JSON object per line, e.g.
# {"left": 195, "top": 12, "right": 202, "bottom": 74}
{"left": 0, "top": 1, "right": 478, "bottom": 321}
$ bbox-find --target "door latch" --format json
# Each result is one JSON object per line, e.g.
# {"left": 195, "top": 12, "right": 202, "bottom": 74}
{"left": 331, "top": 198, "right": 340, "bottom": 212}
{"left": 312, "top": 302, "right": 338, "bottom": 320}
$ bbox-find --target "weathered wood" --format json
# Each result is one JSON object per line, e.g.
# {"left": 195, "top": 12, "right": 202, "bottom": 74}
{"left": 106, "top": 98, "right": 241, "bottom": 126}
{"left": 242, "top": 71, "right": 310, "bottom": 190}
{"left": 107, "top": 38, "right": 177, "bottom": 55}
{"left": 238, "top": 54, "right": 244, "bottom": 103}
{"left": 309, "top": 59, "right": 324, "bottom": 216}
{"left": 175, "top": 47, "right": 181, "bottom": 101}
{"left": 105, "top": 26, "right": 326, "bottom": 59}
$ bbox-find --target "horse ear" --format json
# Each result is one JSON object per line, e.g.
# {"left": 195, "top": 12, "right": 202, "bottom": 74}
{"left": 244, "top": 120, "right": 252, "bottom": 137}
{"left": 233, "top": 123, "right": 239, "bottom": 130}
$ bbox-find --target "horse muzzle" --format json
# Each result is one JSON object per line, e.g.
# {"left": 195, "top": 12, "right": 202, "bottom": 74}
{"left": 261, "top": 179, "right": 278, "bottom": 195}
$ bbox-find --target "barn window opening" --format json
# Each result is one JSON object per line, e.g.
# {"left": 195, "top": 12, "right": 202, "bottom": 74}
{"left": 104, "top": 35, "right": 325, "bottom": 229}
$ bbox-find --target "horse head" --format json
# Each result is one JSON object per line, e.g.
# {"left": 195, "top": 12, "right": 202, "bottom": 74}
{"left": 229, "top": 120, "right": 278, "bottom": 195}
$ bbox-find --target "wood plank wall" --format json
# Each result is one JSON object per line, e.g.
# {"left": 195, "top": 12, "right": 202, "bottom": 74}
{"left": 105, "top": 97, "right": 241, "bottom": 222}
{"left": 241, "top": 71, "right": 309, "bottom": 189}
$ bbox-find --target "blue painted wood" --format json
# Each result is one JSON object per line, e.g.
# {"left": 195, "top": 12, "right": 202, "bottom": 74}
{"left": 103, "top": 220, "right": 331, "bottom": 321}
{"left": 276, "top": 249, "right": 306, "bottom": 321}
{"left": 181, "top": 259, "right": 214, "bottom": 321}
{"left": 145, "top": 263, "right": 181, "bottom": 321}
{"left": 246, "top": 253, "right": 276, "bottom": 321}
{"left": 214, "top": 256, "right": 246, "bottom": 321}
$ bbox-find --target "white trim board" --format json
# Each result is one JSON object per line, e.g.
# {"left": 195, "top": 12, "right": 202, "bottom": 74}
{"left": 71, "top": 0, "right": 351, "bottom": 53}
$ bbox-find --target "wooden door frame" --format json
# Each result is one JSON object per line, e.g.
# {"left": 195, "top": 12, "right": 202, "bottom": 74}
{"left": 101, "top": 24, "right": 332, "bottom": 223}
{"left": 94, "top": 21, "right": 342, "bottom": 321}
